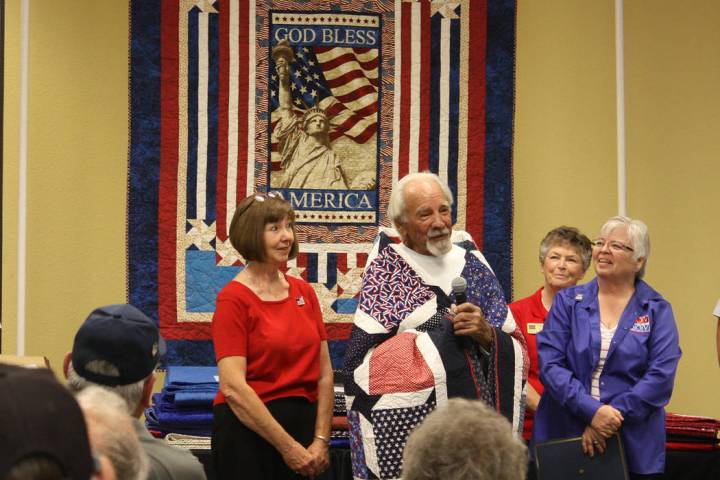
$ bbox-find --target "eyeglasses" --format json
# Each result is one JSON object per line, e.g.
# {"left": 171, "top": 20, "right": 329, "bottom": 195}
{"left": 591, "top": 238, "right": 634, "bottom": 253}
{"left": 255, "top": 191, "right": 280, "bottom": 201}
{"left": 234, "top": 191, "right": 281, "bottom": 217}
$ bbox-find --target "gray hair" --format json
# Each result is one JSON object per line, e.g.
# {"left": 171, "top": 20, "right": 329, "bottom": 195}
{"left": 538, "top": 226, "right": 593, "bottom": 271}
{"left": 387, "top": 172, "right": 454, "bottom": 228}
{"left": 66, "top": 360, "right": 145, "bottom": 415}
{"left": 402, "top": 398, "right": 527, "bottom": 480}
{"left": 599, "top": 215, "right": 650, "bottom": 278}
{"left": 77, "top": 386, "right": 149, "bottom": 480}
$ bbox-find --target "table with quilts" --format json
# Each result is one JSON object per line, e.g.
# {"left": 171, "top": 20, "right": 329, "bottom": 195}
{"left": 147, "top": 367, "right": 719, "bottom": 479}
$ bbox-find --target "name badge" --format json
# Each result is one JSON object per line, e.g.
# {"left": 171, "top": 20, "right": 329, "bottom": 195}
{"left": 527, "top": 323, "right": 543, "bottom": 335}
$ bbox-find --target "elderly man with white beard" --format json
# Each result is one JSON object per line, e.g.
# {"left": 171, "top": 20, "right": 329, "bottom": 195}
{"left": 342, "top": 172, "right": 528, "bottom": 480}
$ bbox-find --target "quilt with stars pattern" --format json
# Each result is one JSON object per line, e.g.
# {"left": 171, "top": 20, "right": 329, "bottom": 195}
{"left": 341, "top": 229, "right": 526, "bottom": 479}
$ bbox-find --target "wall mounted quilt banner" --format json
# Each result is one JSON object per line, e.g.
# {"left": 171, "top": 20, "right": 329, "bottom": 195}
{"left": 128, "top": 0, "right": 516, "bottom": 368}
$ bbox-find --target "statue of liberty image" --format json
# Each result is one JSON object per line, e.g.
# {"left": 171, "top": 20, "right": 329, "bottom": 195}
{"left": 272, "top": 40, "right": 349, "bottom": 190}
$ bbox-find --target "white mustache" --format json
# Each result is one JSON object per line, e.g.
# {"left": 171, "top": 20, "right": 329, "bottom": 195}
{"left": 428, "top": 228, "right": 450, "bottom": 239}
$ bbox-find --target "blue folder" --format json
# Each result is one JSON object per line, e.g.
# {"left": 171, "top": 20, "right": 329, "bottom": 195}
{"left": 535, "top": 433, "right": 629, "bottom": 480}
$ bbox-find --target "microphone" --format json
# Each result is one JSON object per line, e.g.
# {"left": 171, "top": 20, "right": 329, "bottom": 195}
{"left": 451, "top": 277, "right": 467, "bottom": 305}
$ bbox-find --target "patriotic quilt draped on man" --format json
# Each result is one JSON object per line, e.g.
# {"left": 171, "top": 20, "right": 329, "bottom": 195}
{"left": 343, "top": 229, "right": 527, "bottom": 480}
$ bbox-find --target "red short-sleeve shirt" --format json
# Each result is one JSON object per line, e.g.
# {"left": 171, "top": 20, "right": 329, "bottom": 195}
{"left": 212, "top": 274, "right": 328, "bottom": 405}
{"left": 509, "top": 287, "right": 548, "bottom": 440}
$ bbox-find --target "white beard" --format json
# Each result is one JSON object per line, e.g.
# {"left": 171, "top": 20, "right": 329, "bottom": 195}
{"left": 426, "top": 236, "right": 452, "bottom": 257}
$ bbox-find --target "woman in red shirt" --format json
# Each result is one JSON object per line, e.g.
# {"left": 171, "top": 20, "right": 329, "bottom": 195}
{"left": 509, "top": 226, "right": 592, "bottom": 441}
{"left": 211, "top": 192, "right": 333, "bottom": 479}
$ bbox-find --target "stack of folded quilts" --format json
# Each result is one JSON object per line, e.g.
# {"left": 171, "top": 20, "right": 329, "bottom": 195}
{"left": 331, "top": 378, "right": 350, "bottom": 447}
{"left": 145, "top": 366, "right": 218, "bottom": 438}
{"left": 666, "top": 412, "right": 720, "bottom": 451}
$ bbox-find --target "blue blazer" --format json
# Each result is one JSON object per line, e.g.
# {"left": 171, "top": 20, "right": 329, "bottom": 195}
{"left": 533, "top": 278, "right": 681, "bottom": 475}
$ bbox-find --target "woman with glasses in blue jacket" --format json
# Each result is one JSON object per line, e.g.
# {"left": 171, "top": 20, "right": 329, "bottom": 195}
{"left": 533, "top": 216, "right": 681, "bottom": 479}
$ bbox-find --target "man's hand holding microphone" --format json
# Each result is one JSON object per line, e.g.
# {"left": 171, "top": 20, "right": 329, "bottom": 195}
{"left": 450, "top": 277, "right": 494, "bottom": 349}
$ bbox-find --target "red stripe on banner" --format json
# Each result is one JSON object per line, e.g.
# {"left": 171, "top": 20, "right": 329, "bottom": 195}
{"left": 295, "top": 253, "right": 308, "bottom": 282}
{"left": 348, "top": 102, "right": 378, "bottom": 118}
{"left": 235, "top": 2, "right": 250, "bottom": 205}
{"left": 326, "top": 323, "right": 353, "bottom": 341}
{"left": 215, "top": 2, "right": 229, "bottom": 242}
{"left": 159, "top": 0, "right": 180, "bottom": 335}
{"left": 357, "top": 252, "right": 369, "bottom": 269}
{"left": 333, "top": 84, "right": 378, "bottom": 105}
{"left": 318, "top": 51, "right": 378, "bottom": 75}
{"left": 325, "top": 68, "right": 378, "bottom": 90}
{"left": 330, "top": 117, "right": 376, "bottom": 143}
{"left": 337, "top": 253, "right": 348, "bottom": 274}
{"left": 398, "top": 2, "right": 412, "bottom": 179}
{"left": 418, "top": 0, "right": 431, "bottom": 172}
{"left": 466, "top": 0, "right": 488, "bottom": 249}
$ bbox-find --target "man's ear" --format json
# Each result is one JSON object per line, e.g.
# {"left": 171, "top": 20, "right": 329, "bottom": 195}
{"left": 94, "top": 454, "right": 117, "bottom": 480}
{"left": 62, "top": 352, "right": 72, "bottom": 379}
{"left": 395, "top": 221, "right": 407, "bottom": 240}
{"left": 141, "top": 374, "right": 156, "bottom": 407}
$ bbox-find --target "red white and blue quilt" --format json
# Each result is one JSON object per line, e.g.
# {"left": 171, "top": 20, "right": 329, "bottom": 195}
{"left": 128, "top": 0, "right": 516, "bottom": 367}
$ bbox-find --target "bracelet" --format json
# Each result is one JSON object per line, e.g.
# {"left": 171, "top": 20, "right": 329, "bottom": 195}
{"left": 315, "top": 434, "right": 330, "bottom": 445}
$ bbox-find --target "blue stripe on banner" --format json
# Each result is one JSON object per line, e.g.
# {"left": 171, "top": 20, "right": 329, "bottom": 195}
{"left": 305, "top": 253, "right": 318, "bottom": 283}
{"left": 428, "top": 15, "right": 441, "bottom": 176}
{"left": 164, "top": 340, "right": 216, "bottom": 366}
{"left": 333, "top": 298, "right": 359, "bottom": 314}
{"left": 185, "top": 251, "right": 241, "bottom": 311}
{"left": 483, "top": 0, "right": 516, "bottom": 301}
{"left": 186, "top": 9, "right": 199, "bottom": 220}
{"left": 128, "top": 1, "right": 161, "bottom": 323}
{"left": 325, "top": 253, "right": 337, "bottom": 289}
{"left": 448, "top": 15, "right": 461, "bottom": 223}
{"left": 328, "top": 340, "right": 349, "bottom": 371}
{"left": 206, "top": 13, "right": 219, "bottom": 224}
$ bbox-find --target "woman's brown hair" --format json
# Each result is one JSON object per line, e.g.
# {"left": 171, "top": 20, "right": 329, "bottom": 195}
{"left": 228, "top": 193, "right": 299, "bottom": 262}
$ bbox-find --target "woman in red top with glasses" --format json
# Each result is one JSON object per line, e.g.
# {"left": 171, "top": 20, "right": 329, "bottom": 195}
{"left": 211, "top": 192, "right": 333, "bottom": 479}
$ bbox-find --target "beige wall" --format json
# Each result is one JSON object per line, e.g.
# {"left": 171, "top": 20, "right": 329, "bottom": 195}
{"left": 3, "top": 1, "right": 719, "bottom": 416}
{"left": 2, "top": 0, "right": 128, "bottom": 375}
{"left": 515, "top": 0, "right": 720, "bottom": 418}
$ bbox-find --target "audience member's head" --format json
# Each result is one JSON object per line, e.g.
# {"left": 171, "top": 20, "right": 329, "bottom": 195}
{"left": 77, "top": 386, "right": 149, "bottom": 480}
{"left": 402, "top": 398, "right": 528, "bottom": 480}
{"left": 0, "top": 363, "right": 97, "bottom": 480}
{"left": 65, "top": 304, "right": 162, "bottom": 417}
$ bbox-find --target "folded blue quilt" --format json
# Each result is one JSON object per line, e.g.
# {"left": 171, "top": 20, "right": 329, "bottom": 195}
{"left": 165, "top": 366, "right": 218, "bottom": 386}
{"left": 162, "top": 366, "right": 219, "bottom": 406}
{"left": 145, "top": 408, "right": 212, "bottom": 437}
{"left": 145, "top": 405, "right": 213, "bottom": 427}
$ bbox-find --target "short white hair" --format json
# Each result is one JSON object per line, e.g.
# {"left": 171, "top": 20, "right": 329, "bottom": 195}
{"left": 66, "top": 361, "right": 145, "bottom": 415}
{"left": 387, "top": 172, "right": 454, "bottom": 228}
{"left": 599, "top": 215, "right": 651, "bottom": 278}
{"left": 77, "top": 386, "right": 149, "bottom": 480}
{"left": 402, "top": 398, "right": 527, "bottom": 480}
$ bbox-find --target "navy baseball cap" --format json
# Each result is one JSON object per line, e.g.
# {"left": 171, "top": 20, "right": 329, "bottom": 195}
{"left": 0, "top": 363, "right": 95, "bottom": 480}
{"left": 72, "top": 304, "right": 164, "bottom": 386}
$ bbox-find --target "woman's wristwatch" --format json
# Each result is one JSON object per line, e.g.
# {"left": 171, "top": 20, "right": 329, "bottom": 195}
{"left": 314, "top": 434, "right": 330, "bottom": 445}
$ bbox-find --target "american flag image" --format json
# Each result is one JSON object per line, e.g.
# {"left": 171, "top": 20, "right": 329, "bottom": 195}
{"left": 269, "top": 43, "right": 379, "bottom": 147}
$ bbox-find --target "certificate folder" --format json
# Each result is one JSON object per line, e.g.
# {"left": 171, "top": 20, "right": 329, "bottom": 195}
{"left": 535, "top": 433, "right": 629, "bottom": 480}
